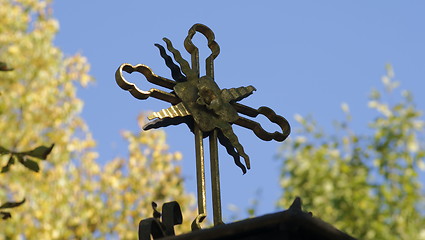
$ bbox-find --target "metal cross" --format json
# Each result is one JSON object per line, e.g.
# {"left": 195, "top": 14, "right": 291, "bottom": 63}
{"left": 115, "top": 24, "right": 290, "bottom": 229}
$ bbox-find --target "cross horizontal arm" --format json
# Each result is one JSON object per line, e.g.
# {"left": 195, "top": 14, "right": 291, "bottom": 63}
{"left": 116, "top": 63, "right": 290, "bottom": 142}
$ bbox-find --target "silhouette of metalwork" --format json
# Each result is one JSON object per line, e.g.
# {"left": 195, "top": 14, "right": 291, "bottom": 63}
{"left": 138, "top": 201, "right": 183, "bottom": 240}
{"left": 115, "top": 23, "right": 290, "bottom": 230}
{"left": 137, "top": 198, "right": 356, "bottom": 240}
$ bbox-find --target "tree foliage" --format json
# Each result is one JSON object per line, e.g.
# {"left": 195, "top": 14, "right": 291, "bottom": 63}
{"left": 277, "top": 65, "right": 425, "bottom": 239}
{"left": 1, "top": 0, "right": 195, "bottom": 238}
{"left": 0, "top": 139, "right": 53, "bottom": 220}
{"left": 1, "top": 60, "right": 51, "bottom": 220}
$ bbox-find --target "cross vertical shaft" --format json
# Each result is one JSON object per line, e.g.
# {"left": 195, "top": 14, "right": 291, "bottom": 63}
{"left": 186, "top": 24, "right": 223, "bottom": 229}
{"left": 188, "top": 35, "right": 208, "bottom": 230}
{"left": 204, "top": 31, "right": 223, "bottom": 226}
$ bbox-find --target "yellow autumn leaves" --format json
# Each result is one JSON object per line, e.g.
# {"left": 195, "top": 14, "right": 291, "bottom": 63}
{"left": 1, "top": 0, "right": 195, "bottom": 239}
{"left": 278, "top": 66, "right": 425, "bottom": 239}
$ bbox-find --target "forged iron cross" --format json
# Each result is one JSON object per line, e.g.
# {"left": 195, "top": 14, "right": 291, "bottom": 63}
{"left": 115, "top": 24, "right": 290, "bottom": 229}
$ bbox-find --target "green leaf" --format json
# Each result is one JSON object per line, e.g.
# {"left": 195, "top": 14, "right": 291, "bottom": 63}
{"left": 0, "top": 61, "right": 14, "bottom": 71}
{"left": 23, "top": 144, "right": 54, "bottom": 160}
{"left": 1, "top": 155, "right": 15, "bottom": 173}
{"left": 1, "top": 211, "right": 12, "bottom": 220}
{"left": 18, "top": 156, "right": 40, "bottom": 172}
{"left": 0, "top": 198, "right": 26, "bottom": 209}
{"left": 0, "top": 146, "right": 10, "bottom": 155}
{"left": 0, "top": 198, "right": 25, "bottom": 220}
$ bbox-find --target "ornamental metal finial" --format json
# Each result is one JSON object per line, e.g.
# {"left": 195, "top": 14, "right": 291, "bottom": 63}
{"left": 115, "top": 23, "right": 290, "bottom": 231}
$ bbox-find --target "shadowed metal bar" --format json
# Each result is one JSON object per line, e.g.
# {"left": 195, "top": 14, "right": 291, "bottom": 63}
{"left": 209, "top": 130, "right": 223, "bottom": 225}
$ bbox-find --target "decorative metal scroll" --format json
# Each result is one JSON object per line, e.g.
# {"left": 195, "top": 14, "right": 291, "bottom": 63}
{"left": 116, "top": 23, "right": 290, "bottom": 231}
{"left": 138, "top": 202, "right": 183, "bottom": 240}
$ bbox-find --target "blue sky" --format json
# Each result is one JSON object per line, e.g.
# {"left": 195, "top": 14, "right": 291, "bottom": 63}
{"left": 52, "top": 1, "right": 425, "bottom": 221}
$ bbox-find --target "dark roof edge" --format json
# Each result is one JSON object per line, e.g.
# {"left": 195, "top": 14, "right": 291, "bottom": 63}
{"left": 161, "top": 204, "right": 356, "bottom": 240}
